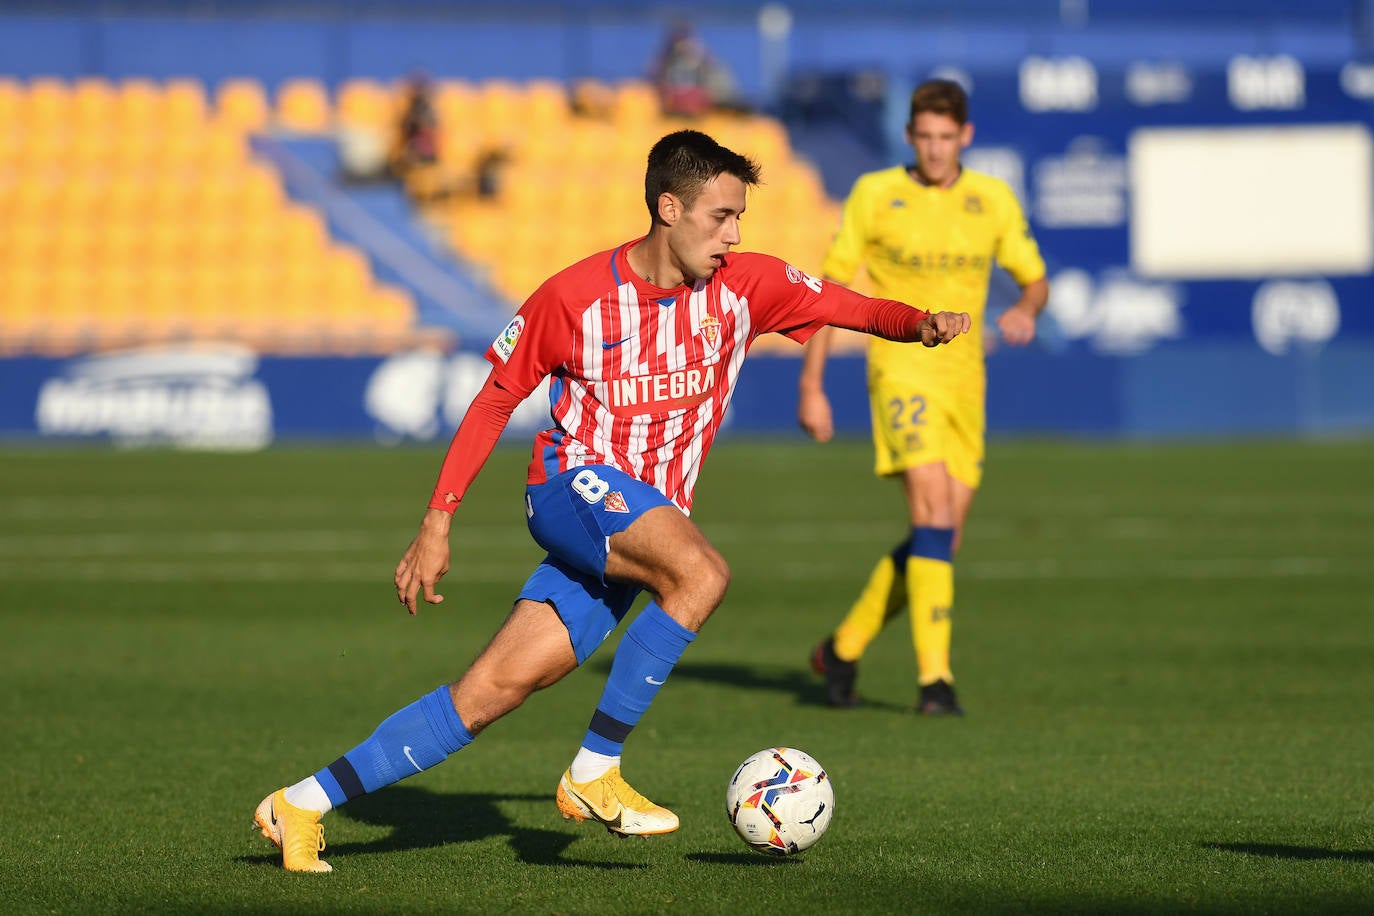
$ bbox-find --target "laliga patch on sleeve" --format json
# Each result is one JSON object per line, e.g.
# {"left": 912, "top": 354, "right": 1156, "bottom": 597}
{"left": 785, "top": 263, "right": 824, "bottom": 294}
{"left": 492, "top": 315, "right": 526, "bottom": 363}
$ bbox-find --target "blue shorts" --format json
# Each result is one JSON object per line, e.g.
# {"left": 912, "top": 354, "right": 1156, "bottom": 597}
{"left": 518, "top": 465, "right": 674, "bottom": 664}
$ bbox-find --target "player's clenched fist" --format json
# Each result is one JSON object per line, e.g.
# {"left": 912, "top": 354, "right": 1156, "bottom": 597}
{"left": 917, "top": 311, "right": 972, "bottom": 347}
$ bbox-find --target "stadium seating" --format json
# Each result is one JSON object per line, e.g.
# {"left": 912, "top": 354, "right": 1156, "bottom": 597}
{"left": 427, "top": 79, "right": 842, "bottom": 319}
{"left": 0, "top": 74, "right": 839, "bottom": 357}
{"left": 0, "top": 76, "right": 418, "bottom": 356}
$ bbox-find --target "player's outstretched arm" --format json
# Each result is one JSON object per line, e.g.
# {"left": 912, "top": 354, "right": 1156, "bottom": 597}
{"left": 819, "top": 285, "right": 969, "bottom": 349}
{"left": 394, "top": 373, "right": 524, "bottom": 615}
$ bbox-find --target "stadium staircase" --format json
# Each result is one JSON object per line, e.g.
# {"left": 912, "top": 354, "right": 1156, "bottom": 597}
{"left": 249, "top": 134, "right": 511, "bottom": 346}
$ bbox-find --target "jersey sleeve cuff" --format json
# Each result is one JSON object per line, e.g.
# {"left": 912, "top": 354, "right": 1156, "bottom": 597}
{"left": 427, "top": 492, "right": 461, "bottom": 513}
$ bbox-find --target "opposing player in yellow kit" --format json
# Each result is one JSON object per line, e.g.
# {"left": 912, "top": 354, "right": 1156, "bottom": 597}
{"left": 798, "top": 79, "right": 1048, "bottom": 715}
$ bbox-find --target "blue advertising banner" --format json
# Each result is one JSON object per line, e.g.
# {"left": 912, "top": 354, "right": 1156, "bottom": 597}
{"left": 932, "top": 61, "right": 1374, "bottom": 359}
{"left": 3, "top": 342, "right": 1371, "bottom": 449}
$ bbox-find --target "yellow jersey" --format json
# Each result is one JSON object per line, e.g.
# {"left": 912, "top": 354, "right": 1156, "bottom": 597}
{"left": 822, "top": 165, "right": 1046, "bottom": 388}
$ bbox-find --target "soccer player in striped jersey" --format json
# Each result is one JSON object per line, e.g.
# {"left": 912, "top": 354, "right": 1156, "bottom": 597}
{"left": 254, "top": 129, "right": 970, "bottom": 872}
{"left": 798, "top": 79, "right": 1048, "bottom": 716}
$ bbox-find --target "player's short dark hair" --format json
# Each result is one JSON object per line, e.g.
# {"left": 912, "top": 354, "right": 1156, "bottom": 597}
{"left": 645, "top": 129, "right": 761, "bottom": 225}
{"left": 908, "top": 79, "right": 969, "bottom": 126}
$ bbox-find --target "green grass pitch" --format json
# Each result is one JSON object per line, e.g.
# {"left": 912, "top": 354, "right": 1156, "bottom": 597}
{"left": 1, "top": 438, "right": 1371, "bottom": 914}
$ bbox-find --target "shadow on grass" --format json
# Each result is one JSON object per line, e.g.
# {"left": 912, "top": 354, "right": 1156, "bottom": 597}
{"left": 240, "top": 786, "right": 646, "bottom": 870}
{"left": 1201, "top": 841, "right": 1374, "bottom": 863}
{"left": 660, "top": 659, "right": 914, "bottom": 714}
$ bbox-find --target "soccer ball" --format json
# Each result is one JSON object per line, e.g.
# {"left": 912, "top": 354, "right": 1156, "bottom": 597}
{"left": 725, "top": 747, "right": 834, "bottom": 855}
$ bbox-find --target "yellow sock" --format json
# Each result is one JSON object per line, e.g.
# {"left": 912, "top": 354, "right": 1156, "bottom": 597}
{"left": 833, "top": 548, "right": 907, "bottom": 662}
{"left": 907, "top": 527, "right": 955, "bottom": 686}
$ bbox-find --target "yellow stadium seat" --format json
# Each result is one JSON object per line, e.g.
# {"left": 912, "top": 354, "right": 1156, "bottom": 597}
{"left": 101, "top": 129, "right": 154, "bottom": 174}
{"left": 564, "top": 120, "right": 618, "bottom": 165}
{"left": 96, "top": 261, "right": 146, "bottom": 299}
{"left": 525, "top": 79, "right": 571, "bottom": 127}
{"left": 0, "top": 77, "right": 21, "bottom": 124}
{"left": 145, "top": 219, "right": 191, "bottom": 262}
{"left": 164, "top": 78, "right": 208, "bottom": 127}
{"left": 0, "top": 128, "right": 18, "bottom": 169}
{"left": 65, "top": 128, "right": 117, "bottom": 169}
{"left": 155, "top": 130, "right": 204, "bottom": 166}
{"left": 188, "top": 216, "right": 237, "bottom": 261}
{"left": 435, "top": 80, "right": 478, "bottom": 126}
{"left": 51, "top": 221, "right": 100, "bottom": 267}
{"left": 237, "top": 167, "right": 285, "bottom": 214}
{"left": 0, "top": 295, "right": 48, "bottom": 354}
{"left": 47, "top": 271, "right": 98, "bottom": 342}
{"left": 275, "top": 78, "right": 331, "bottom": 132}
{"left": 143, "top": 263, "right": 190, "bottom": 307}
{"left": 144, "top": 178, "right": 193, "bottom": 222}
{"left": 199, "top": 126, "right": 249, "bottom": 173}
{"left": 366, "top": 285, "right": 416, "bottom": 340}
{"left": 326, "top": 246, "right": 372, "bottom": 289}
{"left": 25, "top": 78, "right": 71, "bottom": 125}
{"left": 2, "top": 266, "right": 47, "bottom": 307}
{"left": 232, "top": 214, "right": 277, "bottom": 261}
{"left": 216, "top": 78, "right": 270, "bottom": 132}
{"left": 101, "top": 177, "right": 150, "bottom": 220}
{"left": 70, "top": 77, "right": 116, "bottom": 124}
{"left": 116, "top": 78, "right": 163, "bottom": 128}
{"left": 611, "top": 80, "right": 661, "bottom": 126}
{"left": 472, "top": 80, "right": 530, "bottom": 145}
{"left": 279, "top": 207, "right": 329, "bottom": 255}
{"left": 5, "top": 220, "right": 53, "bottom": 270}
{"left": 54, "top": 176, "right": 104, "bottom": 217}
{"left": 336, "top": 78, "right": 394, "bottom": 131}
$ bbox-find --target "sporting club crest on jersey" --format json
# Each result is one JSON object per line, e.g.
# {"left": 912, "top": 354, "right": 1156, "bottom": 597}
{"left": 698, "top": 314, "right": 721, "bottom": 349}
{"left": 963, "top": 194, "right": 984, "bottom": 214}
{"left": 603, "top": 490, "right": 629, "bottom": 513}
{"left": 785, "top": 263, "right": 824, "bottom": 294}
{"left": 492, "top": 315, "right": 525, "bottom": 363}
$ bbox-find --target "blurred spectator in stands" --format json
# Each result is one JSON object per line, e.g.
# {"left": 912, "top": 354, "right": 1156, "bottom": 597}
{"left": 390, "top": 72, "right": 440, "bottom": 180}
{"left": 651, "top": 22, "right": 746, "bottom": 117}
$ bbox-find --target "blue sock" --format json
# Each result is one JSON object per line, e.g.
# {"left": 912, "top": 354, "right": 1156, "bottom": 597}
{"left": 910, "top": 526, "right": 955, "bottom": 562}
{"left": 313, "top": 685, "right": 473, "bottom": 808}
{"left": 582, "top": 602, "right": 695, "bottom": 756}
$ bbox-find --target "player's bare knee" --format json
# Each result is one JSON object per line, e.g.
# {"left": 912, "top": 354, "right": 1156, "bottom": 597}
{"left": 912, "top": 491, "right": 954, "bottom": 528}
{"left": 656, "top": 547, "right": 729, "bottom": 631}
{"left": 689, "top": 549, "right": 730, "bottom": 610}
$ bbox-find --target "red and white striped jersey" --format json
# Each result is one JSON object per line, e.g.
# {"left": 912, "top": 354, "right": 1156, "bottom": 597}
{"left": 484, "top": 239, "right": 842, "bottom": 512}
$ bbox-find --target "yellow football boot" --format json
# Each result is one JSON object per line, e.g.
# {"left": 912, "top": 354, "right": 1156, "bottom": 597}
{"left": 556, "top": 766, "right": 679, "bottom": 836}
{"left": 254, "top": 789, "right": 332, "bottom": 873}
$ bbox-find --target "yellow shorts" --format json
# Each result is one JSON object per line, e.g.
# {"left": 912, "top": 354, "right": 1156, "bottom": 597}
{"left": 867, "top": 363, "right": 985, "bottom": 488}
